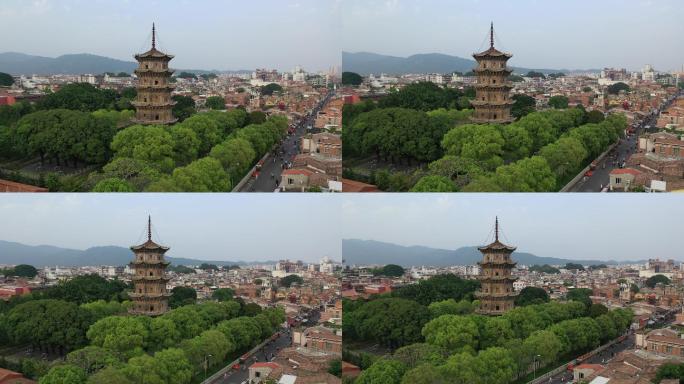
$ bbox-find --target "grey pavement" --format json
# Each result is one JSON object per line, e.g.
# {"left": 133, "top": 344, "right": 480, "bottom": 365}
{"left": 240, "top": 93, "right": 334, "bottom": 192}
{"left": 569, "top": 92, "right": 682, "bottom": 192}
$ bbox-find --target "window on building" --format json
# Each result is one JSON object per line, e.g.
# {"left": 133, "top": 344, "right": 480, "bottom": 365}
{"left": 615, "top": 177, "right": 622, "bottom": 185}
{"left": 666, "top": 345, "right": 673, "bottom": 353}
{"left": 493, "top": 79, "right": 497, "bottom": 84}
{"left": 674, "top": 147, "right": 680, "bottom": 157}
{"left": 493, "top": 114, "right": 497, "bottom": 119}
{"left": 495, "top": 305, "right": 500, "bottom": 311}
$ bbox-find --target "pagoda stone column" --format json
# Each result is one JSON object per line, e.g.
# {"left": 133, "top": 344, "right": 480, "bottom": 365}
{"left": 475, "top": 217, "right": 518, "bottom": 315}
{"left": 471, "top": 23, "right": 515, "bottom": 124}
{"left": 129, "top": 216, "right": 171, "bottom": 316}
{"left": 132, "top": 23, "right": 177, "bottom": 125}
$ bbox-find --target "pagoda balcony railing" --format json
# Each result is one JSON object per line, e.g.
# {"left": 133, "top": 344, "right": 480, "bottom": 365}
{"left": 471, "top": 117, "right": 516, "bottom": 124}
{"left": 474, "top": 291, "right": 519, "bottom": 298}
{"left": 131, "top": 275, "right": 171, "bottom": 282}
{"left": 130, "top": 260, "right": 170, "bottom": 266}
{"left": 132, "top": 117, "right": 179, "bottom": 125}
{"left": 474, "top": 83, "right": 513, "bottom": 89}
{"left": 477, "top": 260, "right": 516, "bottom": 267}
{"left": 128, "top": 292, "right": 172, "bottom": 299}
{"left": 478, "top": 275, "right": 517, "bottom": 281}
{"left": 135, "top": 68, "right": 175, "bottom": 75}
{"left": 131, "top": 101, "right": 177, "bottom": 108}
{"left": 470, "top": 100, "right": 515, "bottom": 107}
{"left": 137, "top": 84, "right": 175, "bottom": 91}
{"left": 474, "top": 67, "right": 513, "bottom": 74}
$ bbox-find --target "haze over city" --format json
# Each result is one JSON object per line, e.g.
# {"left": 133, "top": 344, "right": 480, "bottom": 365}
{"left": 0, "top": 0, "right": 341, "bottom": 72}
{"left": 341, "top": 0, "right": 684, "bottom": 71}
{"left": 0, "top": 194, "right": 342, "bottom": 262}
{"left": 342, "top": 194, "right": 683, "bottom": 262}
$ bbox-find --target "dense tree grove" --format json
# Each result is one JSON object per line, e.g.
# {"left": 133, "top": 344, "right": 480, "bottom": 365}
{"left": 88, "top": 110, "right": 287, "bottom": 192}
{"left": 350, "top": 295, "right": 633, "bottom": 384}
{"left": 2, "top": 286, "right": 285, "bottom": 384}
{"left": 0, "top": 83, "right": 289, "bottom": 192}
{"left": 343, "top": 81, "right": 628, "bottom": 192}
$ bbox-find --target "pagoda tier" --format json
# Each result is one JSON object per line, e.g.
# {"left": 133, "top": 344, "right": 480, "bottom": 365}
{"left": 133, "top": 24, "right": 176, "bottom": 126}
{"left": 471, "top": 23, "right": 515, "bottom": 125}
{"left": 475, "top": 217, "right": 518, "bottom": 316}
{"left": 129, "top": 216, "right": 170, "bottom": 317}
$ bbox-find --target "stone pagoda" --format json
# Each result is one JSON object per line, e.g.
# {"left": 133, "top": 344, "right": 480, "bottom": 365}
{"left": 129, "top": 216, "right": 171, "bottom": 316}
{"left": 471, "top": 23, "right": 515, "bottom": 124}
{"left": 475, "top": 217, "right": 518, "bottom": 315}
{"left": 132, "top": 23, "right": 177, "bottom": 125}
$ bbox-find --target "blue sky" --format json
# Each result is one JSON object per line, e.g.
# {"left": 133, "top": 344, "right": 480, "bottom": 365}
{"left": 342, "top": 194, "right": 683, "bottom": 261}
{"left": 0, "top": 0, "right": 341, "bottom": 72}
{"left": 341, "top": 0, "right": 684, "bottom": 72}
{"left": 0, "top": 194, "right": 341, "bottom": 262}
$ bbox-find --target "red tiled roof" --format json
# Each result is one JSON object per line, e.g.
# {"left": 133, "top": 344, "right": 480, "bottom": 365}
{"left": 342, "top": 178, "right": 380, "bottom": 192}
{"left": 250, "top": 362, "right": 280, "bottom": 370}
{"left": 574, "top": 364, "right": 605, "bottom": 371}
{"left": 282, "top": 169, "right": 313, "bottom": 176}
{"left": 610, "top": 168, "right": 642, "bottom": 176}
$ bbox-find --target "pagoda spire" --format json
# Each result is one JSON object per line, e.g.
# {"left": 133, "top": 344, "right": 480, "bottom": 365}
{"left": 490, "top": 22, "right": 494, "bottom": 48}
{"left": 495, "top": 216, "right": 499, "bottom": 241}
{"left": 152, "top": 23, "right": 156, "bottom": 49}
{"left": 147, "top": 215, "right": 152, "bottom": 241}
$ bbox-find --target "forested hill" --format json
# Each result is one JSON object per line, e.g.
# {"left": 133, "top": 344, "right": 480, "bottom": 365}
{"left": 342, "top": 239, "right": 639, "bottom": 267}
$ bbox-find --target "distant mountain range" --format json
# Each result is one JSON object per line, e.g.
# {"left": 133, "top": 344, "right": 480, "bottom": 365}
{"left": 0, "top": 52, "right": 250, "bottom": 76}
{"left": 342, "top": 51, "right": 600, "bottom": 76}
{"left": 342, "top": 239, "right": 642, "bottom": 267}
{"left": 0, "top": 240, "right": 275, "bottom": 267}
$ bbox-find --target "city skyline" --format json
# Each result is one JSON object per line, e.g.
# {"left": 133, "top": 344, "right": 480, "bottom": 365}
{"left": 342, "top": 194, "right": 683, "bottom": 262}
{"left": 341, "top": 0, "right": 684, "bottom": 72}
{"left": 0, "top": 0, "right": 341, "bottom": 72}
{"left": 0, "top": 194, "right": 341, "bottom": 263}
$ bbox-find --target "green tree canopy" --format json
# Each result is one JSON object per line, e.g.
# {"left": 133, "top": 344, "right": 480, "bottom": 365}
{"left": 607, "top": 82, "right": 630, "bottom": 95}
{"left": 280, "top": 274, "right": 304, "bottom": 288}
{"left": 0, "top": 72, "right": 14, "bottom": 86}
{"left": 373, "top": 264, "right": 405, "bottom": 277}
{"left": 261, "top": 83, "right": 283, "bottom": 96}
{"left": 646, "top": 274, "right": 671, "bottom": 288}
{"left": 548, "top": 96, "right": 569, "bottom": 109}
{"left": 38, "top": 364, "right": 87, "bottom": 384}
{"left": 342, "top": 72, "right": 363, "bottom": 86}
{"left": 169, "top": 286, "right": 197, "bottom": 308}
{"left": 205, "top": 96, "right": 226, "bottom": 110}
{"left": 515, "top": 287, "right": 550, "bottom": 306}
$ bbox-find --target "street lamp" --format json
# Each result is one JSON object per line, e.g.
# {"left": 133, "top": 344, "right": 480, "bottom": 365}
{"left": 204, "top": 354, "right": 213, "bottom": 379}
{"left": 533, "top": 354, "right": 542, "bottom": 379}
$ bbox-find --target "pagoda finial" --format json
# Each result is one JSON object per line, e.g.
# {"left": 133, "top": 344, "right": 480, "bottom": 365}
{"left": 152, "top": 23, "right": 156, "bottom": 49}
{"left": 147, "top": 215, "right": 152, "bottom": 241}
{"left": 495, "top": 216, "right": 499, "bottom": 241}
{"left": 490, "top": 22, "right": 494, "bottom": 49}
